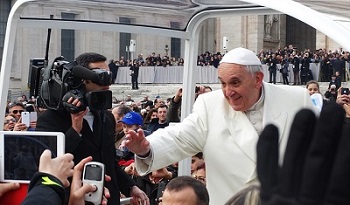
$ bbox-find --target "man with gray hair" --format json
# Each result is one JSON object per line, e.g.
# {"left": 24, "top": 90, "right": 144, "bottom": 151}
{"left": 125, "top": 47, "right": 316, "bottom": 204}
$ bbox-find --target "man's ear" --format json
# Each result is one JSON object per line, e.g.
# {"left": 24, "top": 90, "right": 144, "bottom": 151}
{"left": 84, "top": 79, "right": 91, "bottom": 84}
{"left": 255, "top": 71, "right": 264, "bottom": 84}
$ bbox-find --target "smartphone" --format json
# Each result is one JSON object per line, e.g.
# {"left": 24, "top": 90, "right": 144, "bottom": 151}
{"left": 30, "top": 112, "right": 37, "bottom": 122}
{"left": 83, "top": 162, "right": 105, "bottom": 205}
{"left": 21, "top": 112, "right": 30, "bottom": 127}
{"left": 341, "top": 88, "right": 349, "bottom": 95}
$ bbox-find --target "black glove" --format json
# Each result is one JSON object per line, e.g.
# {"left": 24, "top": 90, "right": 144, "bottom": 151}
{"left": 257, "top": 103, "right": 350, "bottom": 205}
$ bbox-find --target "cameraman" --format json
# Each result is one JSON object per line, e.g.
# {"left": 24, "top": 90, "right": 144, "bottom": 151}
{"left": 325, "top": 84, "right": 338, "bottom": 102}
{"left": 36, "top": 52, "right": 149, "bottom": 205}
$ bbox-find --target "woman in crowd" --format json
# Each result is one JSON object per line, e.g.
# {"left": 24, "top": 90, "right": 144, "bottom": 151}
{"left": 306, "top": 80, "right": 324, "bottom": 111}
{"left": 306, "top": 80, "right": 321, "bottom": 95}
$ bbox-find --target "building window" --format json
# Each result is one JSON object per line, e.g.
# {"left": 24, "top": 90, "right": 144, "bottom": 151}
{"left": 170, "top": 21, "right": 181, "bottom": 59}
{"left": 0, "top": 0, "right": 11, "bottom": 69}
{"left": 119, "top": 17, "right": 131, "bottom": 61}
{"left": 61, "top": 13, "right": 75, "bottom": 61}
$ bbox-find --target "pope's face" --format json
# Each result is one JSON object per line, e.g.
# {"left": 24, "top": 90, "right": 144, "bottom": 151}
{"left": 218, "top": 63, "right": 263, "bottom": 111}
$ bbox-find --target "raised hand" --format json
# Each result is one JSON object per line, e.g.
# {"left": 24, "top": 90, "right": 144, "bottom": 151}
{"left": 257, "top": 103, "right": 349, "bottom": 205}
{"left": 39, "top": 150, "right": 74, "bottom": 187}
{"left": 125, "top": 129, "right": 151, "bottom": 157}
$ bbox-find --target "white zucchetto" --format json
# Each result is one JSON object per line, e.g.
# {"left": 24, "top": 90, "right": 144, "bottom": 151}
{"left": 220, "top": 47, "right": 261, "bottom": 66}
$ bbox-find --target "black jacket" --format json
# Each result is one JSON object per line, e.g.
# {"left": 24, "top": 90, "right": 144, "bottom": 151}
{"left": 36, "top": 109, "right": 136, "bottom": 205}
{"left": 166, "top": 96, "right": 181, "bottom": 123}
{"left": 147, "top": 118, "right": 169, "bottom": 133}
{"left": 22, "top": 172, "right": 65, "bottom": 205}
{"left": 291, "top": 56, "right": 300, "bottom": 72}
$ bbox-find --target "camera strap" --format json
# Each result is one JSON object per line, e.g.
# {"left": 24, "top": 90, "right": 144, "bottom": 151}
{"left": 92, "top": 110, "right": 103, "bottom": 149}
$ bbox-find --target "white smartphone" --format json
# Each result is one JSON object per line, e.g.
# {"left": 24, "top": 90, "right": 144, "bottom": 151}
{"left": 83, "top": 161, "right": 105, "bottom": 205}
{"left": 21, "top": 112, "right": 30, "bottom": 127}
{"left": 30, "top": 112, "right": 37, "bottom": 122}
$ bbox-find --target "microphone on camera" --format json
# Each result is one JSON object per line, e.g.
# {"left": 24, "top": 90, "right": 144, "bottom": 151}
{"left": 71, "top": 65, "right": 100, "bottom": 83}
{"left": 70, "top": 65, "right": 111, "bottom": 86}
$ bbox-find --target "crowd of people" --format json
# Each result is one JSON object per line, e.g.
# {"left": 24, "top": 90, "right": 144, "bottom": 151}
{"left": 110, "top": 53, "right": 185, "bottom": 69}
{"left": 259, "top": 45, "right": 350, "bottom": 85}
{"left": 108, "top": 45, "right": 349, "bottom": 91}
{"left": 1, "top": 47, "right": 350, "bottom": 205}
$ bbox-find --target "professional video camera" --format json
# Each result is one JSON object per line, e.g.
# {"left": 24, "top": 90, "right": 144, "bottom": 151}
{"left": 39, "top": 56, "right": 112, "bottom": 113}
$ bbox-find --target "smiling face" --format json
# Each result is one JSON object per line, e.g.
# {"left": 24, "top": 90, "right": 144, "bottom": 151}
{"left": 218, "top": 63, "right": 263, "bottom": 111}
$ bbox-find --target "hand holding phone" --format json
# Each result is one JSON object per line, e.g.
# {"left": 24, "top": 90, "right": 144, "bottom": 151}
{"left": 83, "top": 162, "right": 105, "bottom": 205}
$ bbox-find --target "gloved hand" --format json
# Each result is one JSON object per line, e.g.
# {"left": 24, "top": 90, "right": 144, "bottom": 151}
{"left": 62, "top": 90, "right": 86, "bottom": 114}
{"left": 257, "top": 103, "right": 350, "bottom": 205}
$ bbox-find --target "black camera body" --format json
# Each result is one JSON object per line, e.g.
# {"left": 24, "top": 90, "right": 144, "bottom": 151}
{"left": 62, "top": 89, "right": 112, "bottom": 113}
{"left": 39, "top": 56, "right": 112, "bottom": 112}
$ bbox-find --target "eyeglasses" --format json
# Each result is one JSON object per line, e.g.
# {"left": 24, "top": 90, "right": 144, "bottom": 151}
{"left": 4, "top": 118, "right": 16, "bottom": 124}
{"left": 11, "top": 110, "right": 24, "bottom": 114}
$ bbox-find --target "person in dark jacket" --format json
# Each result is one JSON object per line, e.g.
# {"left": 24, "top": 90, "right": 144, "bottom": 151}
{"left": 266, "top": 54, "right": 278, "bottom": 84}
{"left": 108, "top": 59, "right": 119, "bottom": 84}
{"left": 36, "top": 52, "right": 149, "bottom": 205}
{"left": 324, "top": 84, "right": 338, "bottom": 102}
{"left": 130, "top": 59, "right": 140, "bottom": 90}
{"left": 280, "top": 59, "right": 290, "bottom": 85}
{"left": 300, "top": 53, "right": 312, "bottom": 85}
{"left": 147, "top": 104, "right": 169, "bottom": 133}
{"left": 291, "top": 53, "right": 300, "bottom": 85}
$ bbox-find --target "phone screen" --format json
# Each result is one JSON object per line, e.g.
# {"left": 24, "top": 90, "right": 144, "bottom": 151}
{"left": 84, "top": 164, "right": 103, "bottom": 181}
